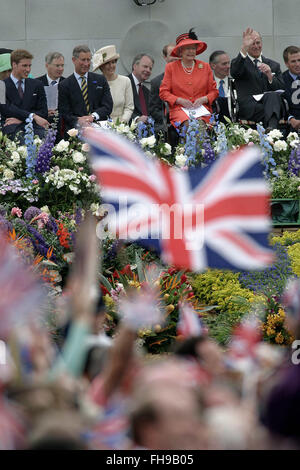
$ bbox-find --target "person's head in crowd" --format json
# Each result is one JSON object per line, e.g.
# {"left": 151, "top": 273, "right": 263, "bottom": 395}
{"left": 83, "top": 334, "right": 112, "bottom": 383}
{"left": 10, "top": 49, "right": 33, "bottom": 80}
{"left": 247, "top": 30, "right": 263, "bottom": 59}
{"left": 132, "top": 53, "right": 154, "bottom": 83}
{"left": 283, "top": 45, "right": 300, "bottom": 76}
{"left": 45, "top": 52, "right": 64, "bottom": 81}
{"left": 174, "top": 335, "right": 225, "bottom": 376}
{"left": 209, "top": 50, "right": 231, "bottom": 79}
{"left": 130, "top": 381, "right": 208, "bottom": 449}
{"left": 92, "top": 45, "right": 120, "bottom": 81}
{"left": 72, "top": 45, "right": 91, "bottom": 76}
{"left": 0, "top": 53, "right": 12, "bottom": 80}
{"left": 26, "top": 411, "right": 88, "bottom": 450}
{"left": 162, "top": 43, "right": 177, "bottom": 64}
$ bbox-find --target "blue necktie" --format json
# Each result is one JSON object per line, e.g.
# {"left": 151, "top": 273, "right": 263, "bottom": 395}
{"left": 218, "top": 79, "right": 225, "bottom": 97}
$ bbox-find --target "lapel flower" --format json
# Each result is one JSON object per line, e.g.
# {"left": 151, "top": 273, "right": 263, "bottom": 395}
{"left": 198, "top": 63, "right": 203, "bottom": 69}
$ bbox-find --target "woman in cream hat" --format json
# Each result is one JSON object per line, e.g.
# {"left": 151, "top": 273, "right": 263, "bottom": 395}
{"left": 160, "top": 29, "right": 218, "bottom": 129}
{"left": 92, "top": 45, "right": 134, "bottom": 123}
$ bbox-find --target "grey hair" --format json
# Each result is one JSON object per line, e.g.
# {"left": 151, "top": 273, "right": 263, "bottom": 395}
{"left": 209, "top": 50, "right": 227, "bottom": 65}
{"left": 45, "top": 52, "right": 64, "bottom": 64}
{"left": 132, "top": 53, "right": 154, "bottom": 70}
{"left": 72, "top": 45, "right": 91, "bottom": 58}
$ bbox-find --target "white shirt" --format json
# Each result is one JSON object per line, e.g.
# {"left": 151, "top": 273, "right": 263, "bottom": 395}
{"left": 214, "top": 75, "right": 230, "bottom": 98}
{"left": 132, "top": 73, "right": 142, "bottom": 93}
{"left": 46, "top": 74, "right": 62, "bottom": 86}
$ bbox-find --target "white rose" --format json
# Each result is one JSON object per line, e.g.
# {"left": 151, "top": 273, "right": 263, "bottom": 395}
{"left": 290, "top": 140, "right": 300, "bottom": 149}
{"left": 17, "top": 145, "right": 27, "bottom": 157}
{"left": 140, "top": 135, "right": 156, "bottom": 148}
{"left": 267, "top": 129, "right": 283, "bottom": 140}
{"left": 55, "top": 140, "right": 69, "bottom": 152}
{"left": 3, "top": 169, "right": 14, "bottom": 180}
{"left": 72, "top": 151, "right": 86, "bottom": 164}
{"left": 161, "top": 143, "right": 172, "bottom": 156}
{"left": 67, "top": 128, "right": 79, "bottom": 137}
{"left": 40, "top": 205, "right": 50, "bottom": 214}
{"left": 287, "top": 132, "right": 299, "bottom": 141}
{"left": 273, "top": 140, "right": 288, "bottom": 152}
{"left": 11, "top": 151, "right": 20, "bottom": 163}
{"left": 175, "top": 154, "right": 188, "bottom": 167}
{"left": 82, "top": 143, "right": 90, "bottom": 152}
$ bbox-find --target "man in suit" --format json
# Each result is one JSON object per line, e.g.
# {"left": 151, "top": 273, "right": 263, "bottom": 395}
{"left": 282, "top": 46, "right": 300, "bottom": 131}
{"left": 149, "top": 44, "right": 176, "bottom": 133}
{"left": 230, "top": 27, "right": 285, "bottom": 129}
{"left": 128, "top": 53, "right": 154, "bottom": 123}
{"left": 37, "top": 52, "right": 65, "bottom": 119}
{"left": 0, "top": 49, "right": 49, "bottom": 142}
{"left": 58, "top": 45, "right": 113, "bottom": 133}
{"left": 209, "top": 50, "right": 236, "bottom": 122}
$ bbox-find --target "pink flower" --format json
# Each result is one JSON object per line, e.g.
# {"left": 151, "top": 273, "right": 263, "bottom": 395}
{"left": 32, "top": 179, "right": 39, "bottom": 184}
{"left": 11, "top": 207, "right": 22, "bottom": 218}
{"left": 89, "top": 174, "right": 97, "bottom": 182}
{"left": 78, "top": 167, "right": 84, "bottom": 172}
{"left": 30, "top": 212, "right": 49, "bottom": 229}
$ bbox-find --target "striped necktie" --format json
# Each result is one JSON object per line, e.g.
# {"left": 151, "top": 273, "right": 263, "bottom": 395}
{"left": 81, "top": 76, "right": 90, "bottom": 113}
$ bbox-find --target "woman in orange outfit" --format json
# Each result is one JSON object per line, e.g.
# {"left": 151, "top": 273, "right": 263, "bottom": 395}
{"left": 159, "top": 29, "right": 218, "bottom": 128}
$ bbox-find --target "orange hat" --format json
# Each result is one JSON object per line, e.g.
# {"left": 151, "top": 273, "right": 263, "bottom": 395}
{"left": 171, "top": 28, "right": 207, "bottom": 58}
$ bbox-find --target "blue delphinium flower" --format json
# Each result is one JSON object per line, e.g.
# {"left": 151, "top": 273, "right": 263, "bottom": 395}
{"left": 202, "top": 140, "right": 216, "bottom": 165}
{"left": 35, "top": 127, "right": 57, "bottom": 174}
{"left": 288, "top": 143, "right": 300, "bottom": 176}
{"left": 24, "top": 115, "right": 37, "bottom": 179}
{"left": 214, "top": 121, "right": 228, "bottom": 157}
{"left": 256, "top": 123, "right": 278, "bottom": 177}
{"left": 239, "top": 243, "right": 294, "bottom": 296}
{"left": 184, "top": 113, "right": 199, "bottom": 166}
{"left": 137, "top": 121, "right": 148, "bottom": 139}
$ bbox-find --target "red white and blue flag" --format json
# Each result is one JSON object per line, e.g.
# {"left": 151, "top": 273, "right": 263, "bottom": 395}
{"left": 177, "top": 302, "right": 206, "bottom": 338}
{"left": 85, "top": 128, "right": 274, "bottom": 272}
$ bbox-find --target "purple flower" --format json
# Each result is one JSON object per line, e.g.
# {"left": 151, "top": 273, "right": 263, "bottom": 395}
{"left": 0, "top": 216, "right": 13, "bottom": 232}
{"left": 24, "top": 206, "right": 41, "bottom": 222}
{"left": 35, "top": 127, "right": 57, "bottom": 174}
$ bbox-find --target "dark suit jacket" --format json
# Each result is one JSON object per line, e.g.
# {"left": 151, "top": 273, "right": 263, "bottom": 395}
{"left": 58, "top": 72, "right": 113, "bottom": 130}
{"left": 127, "top": 73, "right": 150, "bottom": 120}
{"left": 0, "top": 76, "right": 48, "bottom": 135}
{"left": 149, "top": 72, "right": 164, "bottom": 131}
{"left": 282, "top": 70, "right": 300, "bottom": 120}
{"left": 36, "top": 74, "right": 66, "bottom": 86}
{"left": 230, "top": 53, "right": 284, "bottom": 119}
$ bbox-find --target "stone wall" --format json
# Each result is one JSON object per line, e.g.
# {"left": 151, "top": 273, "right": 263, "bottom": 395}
{"left": 0, "top": 0, "right": 297, "bottom": 80}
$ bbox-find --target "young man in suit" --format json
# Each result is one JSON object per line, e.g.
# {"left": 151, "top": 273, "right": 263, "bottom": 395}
{"left": 0, "top": 49, "right": 49, "bottom": 142}
{"left": 149, "top": 43, "right": 176, "bottom": 134}
{"left": 282, "top": 46, "right": 300, "bottom": 131}
{"left": 230, "top": 28, "right": 285, "bottom": 129}
{"left": 58, "top": 45, "right": 113, "bottom": 133}
{"left": 128, "top": 53, "right": 154, "bottom": 123}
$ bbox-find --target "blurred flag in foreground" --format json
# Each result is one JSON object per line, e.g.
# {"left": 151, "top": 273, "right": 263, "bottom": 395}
{"left": 85, "top": 128, "right": 274, "bottom": 272}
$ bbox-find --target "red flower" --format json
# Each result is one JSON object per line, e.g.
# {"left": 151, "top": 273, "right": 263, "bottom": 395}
{"left": 56, "top": 222, "right": 71, "bottom": 249}
{"left": 167, "top": 267, "right": 177, "bottom": 276}
{"left": 120, "top": 264, "right": 133, "bottom": 277}
{"left": 180, "top": 274, "right": 187, "bottom": 284}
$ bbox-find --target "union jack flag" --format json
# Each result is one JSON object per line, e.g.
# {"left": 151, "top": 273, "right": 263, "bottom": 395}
{"left": 85, "top": 128, "right": 274, "bottom": 272}
{"left": 177, "top": 302, "right": 206, "bottom": 338}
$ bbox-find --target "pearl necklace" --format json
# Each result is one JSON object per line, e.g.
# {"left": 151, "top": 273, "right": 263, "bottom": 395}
{"left": 181, "top": 60, "right": 195, "bottom": 74}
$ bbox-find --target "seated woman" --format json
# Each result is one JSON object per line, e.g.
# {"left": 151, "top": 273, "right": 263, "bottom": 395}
{"left": 159, "top": 29, "right": 218, "bottom": 129}
{"left": 92, "top": 45, "right": 134, "bottom": 123}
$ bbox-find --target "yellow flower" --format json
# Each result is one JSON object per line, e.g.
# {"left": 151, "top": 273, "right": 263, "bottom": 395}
{"left": 266, "top": 327, "right": 276, "bottom": 336}
{"left": 275, "top": 332, "right": 284, "bottom": 344}
{"left": 165, "top": 304, "right": 175, "bottom": 314}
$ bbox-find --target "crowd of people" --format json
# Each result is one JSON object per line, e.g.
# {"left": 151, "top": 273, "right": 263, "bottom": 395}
{"left": 0, "top": 214, "right": 299, "bottom": 451}
{"left": 1, "top": 26, "right": 300, "bottom": 145}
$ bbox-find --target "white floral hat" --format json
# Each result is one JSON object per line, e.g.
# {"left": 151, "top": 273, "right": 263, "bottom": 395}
{"left": 92, "top": 45, "right": 120, "bottom": 72}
